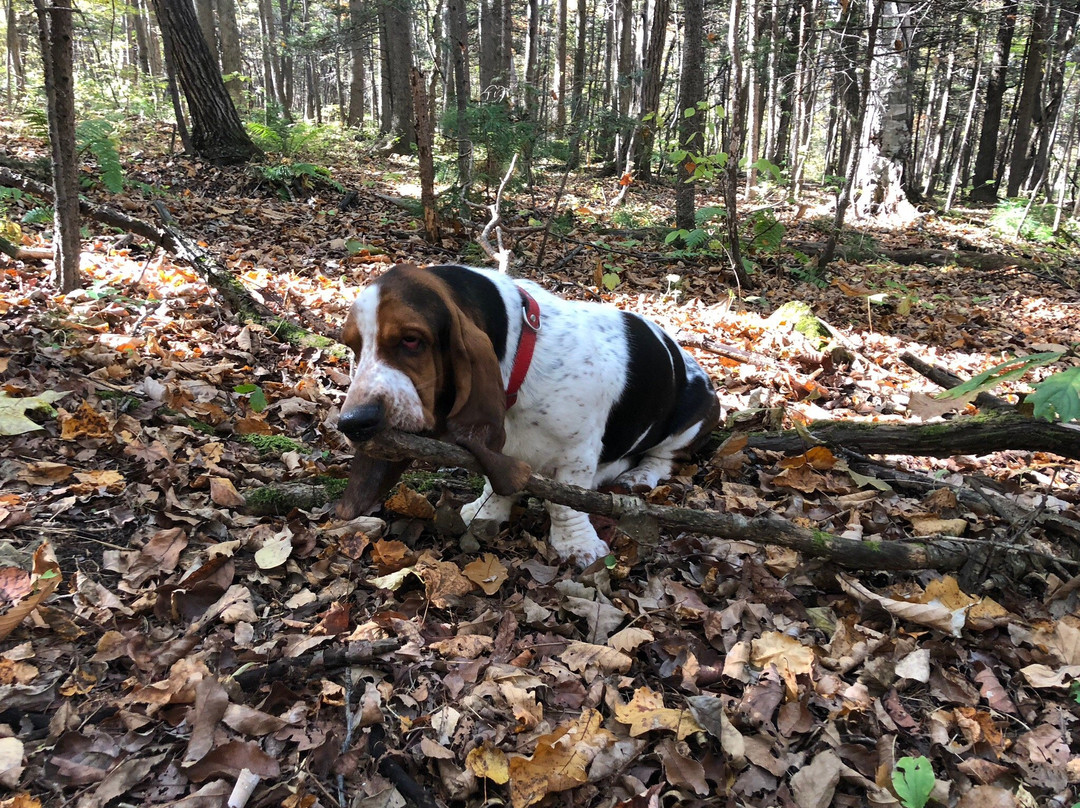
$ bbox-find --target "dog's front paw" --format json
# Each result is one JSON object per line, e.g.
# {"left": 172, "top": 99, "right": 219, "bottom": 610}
{"left": 548, "top": 524, "right": 610, "bottom": 567}
{"left": 461, "top": 492, "right": 515, "bottom": 525}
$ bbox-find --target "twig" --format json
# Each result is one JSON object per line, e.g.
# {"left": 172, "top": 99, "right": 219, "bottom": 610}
{"left": 478, "top": 153, "right": 517, "bottom": 274}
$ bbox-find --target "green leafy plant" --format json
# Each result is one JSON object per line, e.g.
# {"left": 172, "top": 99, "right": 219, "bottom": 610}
{"left": 76, "top": 119, "right": 124, "bottom": 193}
{"left": 989, "top": 198, "right": 1056, "bottom": 243}
{"left": 251, "top": 162, "right": 342, "bottom": 199}
{"left": 1029, "top": 366, "right": 1080, "bottom": 423}
{"left": 936, "top": 351, "right": 1080, "bottom": 423}
{"left": 892, "top": 756, "right": 934, "bottom": 808}
{"left": 233, "top": 383, "right": 268, "bottom": 413}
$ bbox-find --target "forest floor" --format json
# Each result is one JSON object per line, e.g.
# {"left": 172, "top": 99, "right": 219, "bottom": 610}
{"left": 1, "top": 122, "right": 1080, "bottom": 808}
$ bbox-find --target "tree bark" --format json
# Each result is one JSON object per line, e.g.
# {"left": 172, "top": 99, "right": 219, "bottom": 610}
{"left": 554, "top": 0, "right": 568, "bottom": 129}
{"left": 151, "top": 0, "right": 260, "bottom": 164}
{"left": 379, "top": 0, "right": 415, "bottom": 153}
{"left": 411, "top": 68, "right": 439, "bottom": 243}
{"left": 969, "top": 0, "right": 1016, "bottom": 202}
{"left": 194, "top": 0, "right": 218, "bottom": 58}
{"left": 347, "top": 0, "right": 366, "bottom": 126}
{"left": 33, "top": 0, "right": 80, "bottom": 292}
{"left": 1006, "top": 0, "right": 1049, "bottom": 198}
{"left": 849, "top": 0, "right": 917, "bottom": 221}
{"left": 674, "top": 0, "right": 705, "bottom": 231}
{"left": 567, "top": 0, "right": 587, "bottom": 168}
{"left": 216, "top": 0, "right": 244, "bottom": 108}
{"left": 446, "top": 0, "right": 471, "bottom": 183}
{"left": 633, "top": 0, "right": 671, "bottom": 179}
{"left": 6, "top": 0, "right": 25, "bottom": 105}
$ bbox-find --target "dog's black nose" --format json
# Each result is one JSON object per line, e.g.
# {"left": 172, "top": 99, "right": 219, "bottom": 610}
{"left": 338, "top": 402, "right": 384, "bottom": 442}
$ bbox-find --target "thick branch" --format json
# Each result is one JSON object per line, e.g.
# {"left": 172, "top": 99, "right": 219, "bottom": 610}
{"left": 359, "top": 430, "right": 967, "bottom": 572}
{"left": 745, "top": 412, "right": 1080, "bottom": 461}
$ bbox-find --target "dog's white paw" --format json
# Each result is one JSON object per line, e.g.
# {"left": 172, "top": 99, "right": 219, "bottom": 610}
{"left": 548, "top": 524, "right": 609, "bottom": 567}
{"left": 460, "top": 492, "right": 514, "bottom": 525}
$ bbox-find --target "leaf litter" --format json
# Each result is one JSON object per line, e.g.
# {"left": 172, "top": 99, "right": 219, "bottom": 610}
{"left": 0, "top": 142, "right": 1079, "bottom": 807}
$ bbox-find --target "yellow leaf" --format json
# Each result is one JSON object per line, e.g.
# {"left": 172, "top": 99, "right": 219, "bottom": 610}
{"left": 613, "top": 687, "right": 703, "bottom": 740}
{"left": 559, "top": 641, "right": 632, "bottom": 675}
{"left": 463, "top": 553, "right": 508, "bottom": 595}
{"left": 466, "top": 740, "right": 509, "bottom": 784}
{"left": 750, "top": 631, "right": 814, "bottom": 700}
{"left": 0, "top": 390, "right": 67, "bottom": 436}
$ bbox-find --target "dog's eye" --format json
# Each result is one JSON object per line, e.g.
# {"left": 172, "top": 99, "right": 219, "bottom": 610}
{"left": 400, "top": 335, "right": 423, "bottom": 352}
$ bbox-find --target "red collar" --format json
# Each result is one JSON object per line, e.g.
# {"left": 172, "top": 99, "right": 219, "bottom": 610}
{"left": 505, "top": 287, "right": 540, "bottom": 408}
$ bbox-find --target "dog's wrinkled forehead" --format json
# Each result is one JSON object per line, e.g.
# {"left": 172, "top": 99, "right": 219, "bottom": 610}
{"left": 341, "top": 266, "right": 454, "bottom": 351}
{"left": 373, "top": 266, "right": 452, "bottom": 333}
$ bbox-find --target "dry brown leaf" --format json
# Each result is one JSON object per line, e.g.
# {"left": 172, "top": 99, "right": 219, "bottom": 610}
{"left": 655, "top": 737, "right": 709, "bottom": 796}
{"left": 608, "top": 626, "right": 654, "bottom": 654}
{"left": 209, "top": 476, "right": 245, "bottom": 507}
{"left": 463, "top": 553, "right": 508, "bottom": 595}
{"left": 371, "top": 539, "right": 413, "bottom": 573}
{"left": 385, "top": 484, "right": 435, "bottom": 519}
{"left": 559, "top": 641, "right": 632, "bottom": 675}
{"left": 750, "top": 631, "right": 815, "bottom": 699}
{"left": 508, "top": 709, "right": 614, "bottom": 808}
{"left": 416, "top": 552, "right": 473, "bottom": 608}
{"left": 0, "top": 543, "right": 62, "bottom": 643}
{"left": 58, "top": 401, "right": 112, "bottom": 440}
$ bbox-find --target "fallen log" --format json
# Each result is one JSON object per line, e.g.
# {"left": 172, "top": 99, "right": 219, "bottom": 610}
{"left": 745, "top": 411, "right": 1080, "bottom": 461}
{"left": 356, "top": 430, "right": 969, "bottom": 572}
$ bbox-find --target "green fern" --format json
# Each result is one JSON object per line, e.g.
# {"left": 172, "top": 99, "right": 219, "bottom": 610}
{"left": 246, "top": 121, "right": 285, "bottom": 153}
{"left": 76, "top": 119, "right": 124, "bottom": 192}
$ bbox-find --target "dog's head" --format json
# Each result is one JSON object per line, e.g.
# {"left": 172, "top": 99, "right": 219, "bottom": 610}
{"left": 334, "top": 263, "right": 511, "bottom": 518}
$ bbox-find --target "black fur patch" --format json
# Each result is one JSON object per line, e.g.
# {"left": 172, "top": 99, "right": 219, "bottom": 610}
{"left": 600, "top": 313, "right": 686, "bottom": 464}
{"left": 427, "top": 265, "right": 510, "bottom": 362}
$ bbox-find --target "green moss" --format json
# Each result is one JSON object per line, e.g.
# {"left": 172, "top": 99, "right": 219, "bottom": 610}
{"left": 182, "top": 417, "right": 216, "bottom": 435}
{"left": 811, "top": 530, "right": 831, "bottom": 549}
{"left": 239, "top": 433, "right": 306, "bottom": 454}
{"left": 316, "top": 475, "right": 349, "bottom": 499}
{"left": 245, "top": 486, "right": 292, "bottom": 509}
{"left": 96, "top": 389, "right": 141, "bottom": 410}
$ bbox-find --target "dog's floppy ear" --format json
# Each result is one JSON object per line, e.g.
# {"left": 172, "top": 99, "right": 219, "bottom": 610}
{"left": 445, "top": 306, "right": 531, "bottom": 495}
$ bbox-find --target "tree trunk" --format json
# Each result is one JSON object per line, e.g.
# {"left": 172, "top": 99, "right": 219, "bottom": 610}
{"left": 744, "top": 0, "right": 761, "bottom": 196}
{"left": 217, "top": 0, "right": 243, "bottom": 108}
{"left": 379, "top": 0, "right": 415, "bottom": 153}
{"left": 1028, "top": 0, "right": 1079, "bottom": 196}
{"left": 675, "top": 0, "right": 704, "bottom": 231}
{"left": 1006, "top": 0, "right": 1049, "bottom": 198}
{"left": 411, "top": 68, "right": 439, "bottom": 242}
{"left": 258, "top": 0, "right": 280, "bottom": 113}
{"left": 130, "top": 0, "right": 152, "bottom": 76}
{"left": 446, "top": 0, "right": 471, "bottom": 183}
{"left": 6, "top": 0, "right": 25, "bottom": 105}
{"left": 633, "top": 0, "right": 670, "bottom": 179}
{"left": 194, "top": 0, "right": 218, "bottom": 59}
{"left": 33, "top": 0, "right": 80, "bottom": 292}
{"left": 969, "top": 0, "right": 1016, "bottom": 202}
{"left": 567, "top": 0, "right": 587, "bottom": 168}
{"left": 849, "top": 0, "right": 917, "bottom": 221}
{"left": 772, "top": 0, "right": 800, "bottom": 166}
{"left": 278, "top": 0, "right": 295, "bottom": 114}
{"left": 554, "top": 0, "right": 567, "bottom": 130}
{"left": 151, "top": 0, "right": 260, "bottom": 164}
{"left": 818, "top": 0, "right": 882, "bottom": 266}
{"left": 347, "top": 0, "right": 365, "bottom": 125}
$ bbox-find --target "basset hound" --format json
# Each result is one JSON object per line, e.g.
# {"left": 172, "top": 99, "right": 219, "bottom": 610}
{"left": 334, "top": 263, "right": 721, "bottom": 566}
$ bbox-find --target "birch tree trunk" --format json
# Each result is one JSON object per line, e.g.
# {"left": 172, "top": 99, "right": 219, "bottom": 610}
{"left": 850, "top": 0, "right": 917, "bottom": 222}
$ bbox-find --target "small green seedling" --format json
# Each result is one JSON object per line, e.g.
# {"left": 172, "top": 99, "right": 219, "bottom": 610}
{"left": 892, "top": 756, "right": 934, "bottom": 808}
